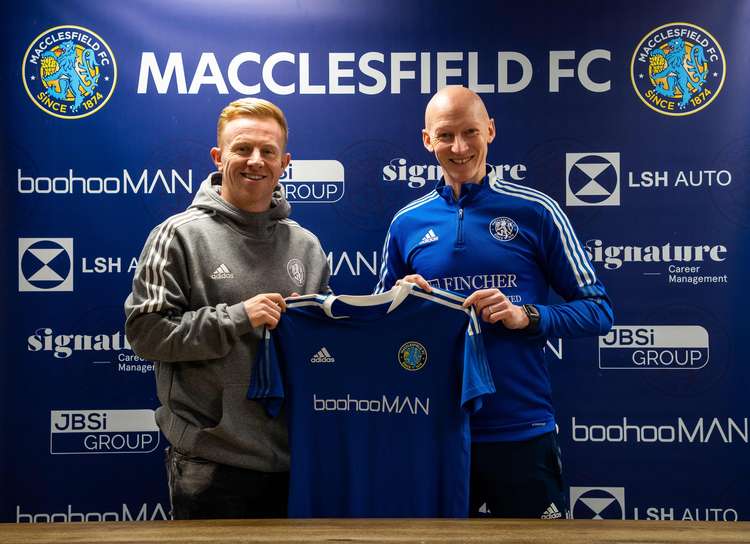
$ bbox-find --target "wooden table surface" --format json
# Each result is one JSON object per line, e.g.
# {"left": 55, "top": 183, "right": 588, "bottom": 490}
{"left": 0, "top": 518, "right": 749, "bottom": 544}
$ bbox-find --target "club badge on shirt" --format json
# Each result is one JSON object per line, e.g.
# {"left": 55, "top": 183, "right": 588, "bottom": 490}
{"left": 287, "top": 258, "right": 305, "bottom": 286}
{"left": 398, "top": 341, "right": 427, "bottom": 371}
{"left": 489, "top": 216, "right": 518, "bottom": 242}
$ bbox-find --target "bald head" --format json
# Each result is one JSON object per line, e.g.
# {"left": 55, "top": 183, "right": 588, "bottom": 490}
{"left": 421, "top": 86, "right": 496, "bottom": 191}
{"left": 424, "top": 86, "right": 490, "bottom": 129}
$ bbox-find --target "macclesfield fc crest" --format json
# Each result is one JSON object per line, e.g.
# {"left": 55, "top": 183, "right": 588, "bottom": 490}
{"left": 630, "top": 22, "right": 725, "bottom": 116}
{"left": 489, "top": 217, "right": 518, "bottom": 242}
{"left": 287, "top": 258, "right": 305, "bottom": 287}
{"left": 22, "top": 25, "right": 117, "bottom": 119}
{"left": 398, "top": 341, "right": 427, "bottom": 372}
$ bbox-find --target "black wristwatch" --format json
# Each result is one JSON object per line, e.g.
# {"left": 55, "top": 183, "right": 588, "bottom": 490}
{"left": 522, "top": 304, "right": 540, "bottom": 333}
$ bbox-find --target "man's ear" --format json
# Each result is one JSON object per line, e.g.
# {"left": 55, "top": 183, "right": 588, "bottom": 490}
{"left": 281, "top": 152, "right": 291, "bottom": 173}
{"left": 487, "top": 118, "right": 496, "bottom": 144}
{"left": 210, "top": 147, "right": 222, "bottom": 171}
{"left": 422, "top": 129, "right": 434, "bottom": 152}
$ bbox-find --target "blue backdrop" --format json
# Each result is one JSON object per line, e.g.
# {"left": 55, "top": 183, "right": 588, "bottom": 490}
{"left": 3, "top": 0, "right": 749, "bottom": 523}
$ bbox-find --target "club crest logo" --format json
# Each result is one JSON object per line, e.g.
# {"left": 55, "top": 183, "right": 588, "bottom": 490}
{"left": 631, "top": 22, "right": 725, "bottom": 116}
{"left": 398, "top": 341, "right": 427, "bottom": 372}
{"left": 287, "top": 258, "right": 305, "bottom": 287}
{"left": 22, "top": 25, "right": 117, "bottom": 119}
{"left": 489, "top": 217, "right": 518, "bottom": 242}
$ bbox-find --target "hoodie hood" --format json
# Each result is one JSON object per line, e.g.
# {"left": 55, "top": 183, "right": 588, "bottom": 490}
{"left": 189, "top": 172, "right": 291, "bottom": 235}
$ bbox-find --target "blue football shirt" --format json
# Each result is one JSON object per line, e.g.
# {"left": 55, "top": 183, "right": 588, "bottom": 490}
{"left": 248, "top": 283, "right": 495, "bottom": 518}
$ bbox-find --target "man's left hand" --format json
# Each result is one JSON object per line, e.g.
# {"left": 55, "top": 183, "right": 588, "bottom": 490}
{"left": 463, "top": 288, "right": 529, "bottom": 329}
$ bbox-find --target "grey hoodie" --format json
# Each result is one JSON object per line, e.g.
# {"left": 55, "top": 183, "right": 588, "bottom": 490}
{"left": 124, "top": 172, "right": 330, "bottom": 471}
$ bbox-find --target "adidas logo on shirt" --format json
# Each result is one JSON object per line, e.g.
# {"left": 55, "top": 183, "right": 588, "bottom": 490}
{"left": 210, "top": 264, "right": 235, "bottom": 280}
{"left": 541, "top": 502, "right": 563, "bottom": 519}
{"left": 310, "top": 347, "right": 335, "bottom": 363}
{"left": 419, "top": 229, "right": 439, "bottom": 245}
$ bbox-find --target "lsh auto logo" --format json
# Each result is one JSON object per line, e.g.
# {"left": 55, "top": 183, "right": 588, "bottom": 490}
{"left": 22, "top": 25, "right": 117, "bottom": 119}
{"left": 566, "top": 153, "right": 620, "bottom": 206}
{"left": 20, "top": 237, "right": 141, "bottom": 293}
{"left": 19, "top": 238, "right": 73, "bottom": 292}
{"left": 570, "top": 487, "right": 625, "bottom": 520}
{"left": 570, "top": 486, "right": 739, "bottom": 521}
{"left": 631, "top": 23, "right": 725, "bottom": 116}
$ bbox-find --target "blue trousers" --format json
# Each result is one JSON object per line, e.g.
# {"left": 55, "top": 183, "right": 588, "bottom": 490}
{"left": 469, "top": 431, "right": 567, "bottom": 519}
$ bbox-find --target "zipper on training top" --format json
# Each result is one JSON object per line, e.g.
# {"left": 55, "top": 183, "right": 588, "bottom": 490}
{"left": 455, "top": 207, "right": 465, "bottom": 248}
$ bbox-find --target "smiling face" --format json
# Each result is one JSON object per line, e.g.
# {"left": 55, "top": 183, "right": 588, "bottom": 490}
{"left": 210, "top": 115, "right": 290, "bottom": 213}
{"left": 422, "top": 87, "right": 496, "bottom": 192}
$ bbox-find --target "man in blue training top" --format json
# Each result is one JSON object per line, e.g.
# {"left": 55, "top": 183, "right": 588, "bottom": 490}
{"left": 375, "top": 86, "right": 614, "bottom": 519}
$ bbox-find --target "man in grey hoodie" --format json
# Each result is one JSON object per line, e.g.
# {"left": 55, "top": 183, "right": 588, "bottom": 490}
{"left": 124, "top": 98, "right": 330, "bottom": 519}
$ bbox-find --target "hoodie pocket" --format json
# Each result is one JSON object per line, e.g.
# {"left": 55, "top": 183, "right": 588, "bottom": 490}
{"left": 166, "top": 364, "right": 225, "bottom": 430}
{"left": 194, "top": 384, "right": 286, "bottom": 454}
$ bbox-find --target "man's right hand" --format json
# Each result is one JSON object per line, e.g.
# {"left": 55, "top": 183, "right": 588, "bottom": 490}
{"left": 244, "top": 293, "right": 287, "bottom": 329}
{"left": 396, "top": 274, "right": 432, "bottom": 292}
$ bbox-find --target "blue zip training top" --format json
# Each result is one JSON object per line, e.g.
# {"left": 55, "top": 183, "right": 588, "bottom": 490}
{"left": 375, "top": 172, "right": 614, "bottom": 442}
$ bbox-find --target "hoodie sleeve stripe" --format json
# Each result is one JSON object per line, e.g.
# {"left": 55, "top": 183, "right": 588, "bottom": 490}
{"left": 134, "top": 210, "right": 210, "bottom": 315}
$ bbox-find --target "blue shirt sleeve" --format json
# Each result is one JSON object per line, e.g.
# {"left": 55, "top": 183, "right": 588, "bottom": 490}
{"left": 247, "top": 327, "right": 285, "bottom": 417}
{"left": 536, "top": 204, "right": 614, "bottom": 338}
{"left": 460, "top": 309, "right": 496, "bottom": 414}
